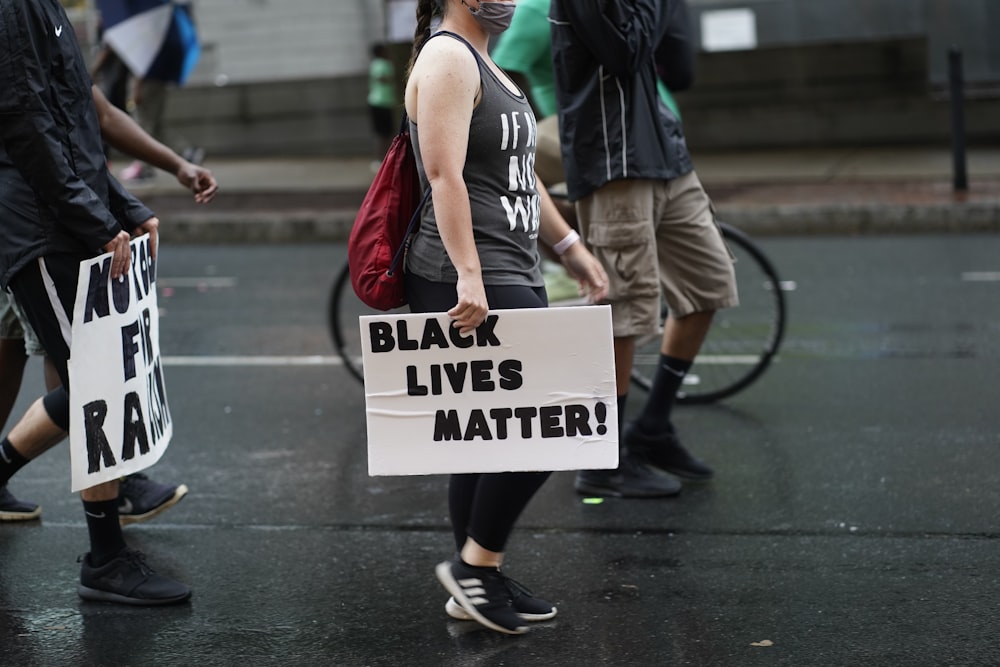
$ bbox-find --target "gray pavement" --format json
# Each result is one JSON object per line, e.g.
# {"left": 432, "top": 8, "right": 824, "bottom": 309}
{"left": 116, "top": 145, "right": 1000, "bottom": 243}
{"left": 2, "top": 238, "right": 999, "bottom": 665}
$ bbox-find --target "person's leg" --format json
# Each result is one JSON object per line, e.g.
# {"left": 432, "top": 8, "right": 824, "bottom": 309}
{"left": 625, "top": 171, "right": 739, "bottom": 480}
{"left": 572, "top": 181, "right": 682, "bottom": 498}
{"left": 0, "top": 340, "right": 28, "bottom": 435}
{"left": 0, "top": 291, "right": 30, "bottom": 434}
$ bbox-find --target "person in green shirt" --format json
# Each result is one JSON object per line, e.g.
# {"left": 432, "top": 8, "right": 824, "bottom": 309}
{"left": 367, "top": 43, "right": 398, "bottom": 168}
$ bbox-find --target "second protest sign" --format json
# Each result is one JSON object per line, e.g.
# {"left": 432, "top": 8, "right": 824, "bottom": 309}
{"left": 361, "top": 305, "right": 618, "bottom": 476}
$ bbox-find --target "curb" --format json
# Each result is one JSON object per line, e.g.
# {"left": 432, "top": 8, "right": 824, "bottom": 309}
{"left": 157, "top": 202, "right": 1000, "bottom": 244}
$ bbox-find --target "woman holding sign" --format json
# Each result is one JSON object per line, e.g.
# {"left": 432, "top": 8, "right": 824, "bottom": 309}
{"left": 404, "top": 0, "right": 608, "bottom": 635}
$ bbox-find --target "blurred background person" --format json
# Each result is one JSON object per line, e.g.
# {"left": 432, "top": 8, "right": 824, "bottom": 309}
{"left": 367, "top": 42, "right": 398, "bottom": 171}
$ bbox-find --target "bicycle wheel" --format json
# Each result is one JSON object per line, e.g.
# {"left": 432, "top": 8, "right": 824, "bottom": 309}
{"left": 631, "top": 222, "right": 786, "bottom": 404}
{"left": 328, "top": 263, "right": 408, "bottom": 385}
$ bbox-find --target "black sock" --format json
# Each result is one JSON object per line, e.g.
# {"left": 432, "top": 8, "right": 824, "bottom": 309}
{"left": 636, "top": 355, "right": 692, "bottom": 434}
{"left": 0, "top": 437, "right": 29, "bottom": 486}
{"left": 82, "top": 498, "right": 127, "bottom": 566}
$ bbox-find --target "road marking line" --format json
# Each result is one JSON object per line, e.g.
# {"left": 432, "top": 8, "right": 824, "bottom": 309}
{"left": 158, "top": 277, "right": 239, "bottom": 288}
{"left": 163, "top": 355, "right": 344, "bottom": 367}
{"left": 634, "top": 354, "right": 760, "bottom": 365}
{"left": 962, "top": 272, "right": 1000, "bottom": 282}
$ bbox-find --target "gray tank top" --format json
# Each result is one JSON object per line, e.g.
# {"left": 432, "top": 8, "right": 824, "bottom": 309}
{"left": 406, "top": 31, "right": 543, "bottom": 287}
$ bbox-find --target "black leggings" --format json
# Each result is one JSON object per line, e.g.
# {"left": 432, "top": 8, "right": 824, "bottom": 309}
{"left": 405, "top": 274, "right": 552, "bottom": 553}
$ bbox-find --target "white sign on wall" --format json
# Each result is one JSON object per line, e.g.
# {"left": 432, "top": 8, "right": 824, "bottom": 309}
{"left": 69, "top": 235, "right": 172, "bottom": 492}
{"left": 361, "top": 306, "right": 618, "bottom": 476}
{"left": 701, "top": 8, "right": 758, "bottom": 52}
{"left": 387, "top": 0, "right": 418, "bottom": 43}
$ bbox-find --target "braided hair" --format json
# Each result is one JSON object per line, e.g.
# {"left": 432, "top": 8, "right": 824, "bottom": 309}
{"left": 406, "top": 0, "right": 445, "bottom": 79}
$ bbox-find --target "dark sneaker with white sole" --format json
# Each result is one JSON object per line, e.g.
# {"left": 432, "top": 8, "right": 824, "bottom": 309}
{"left": 0, "top": 484, "right": 40, "bottom": 521}
{"left": 118, "top": 473, "right": 188, "bottom": 526}
{"left": 624, "top": 422, "right": 715, "bottom": 481}
{"left": 435, "top": 560, "right": 529, "bottom": 635}
{"left": 78, "top": 548, "right": 191, "bottom": 606}
{"left": 446, "top": 573, "right": 556, "bottom": 622}
{"left": 575, "top": 451, "right": 682, "bottom": 498}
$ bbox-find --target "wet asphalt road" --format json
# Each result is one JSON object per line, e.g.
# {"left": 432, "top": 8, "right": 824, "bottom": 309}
{"left": 1, "top": 235, "right": 999, "bottom": 666}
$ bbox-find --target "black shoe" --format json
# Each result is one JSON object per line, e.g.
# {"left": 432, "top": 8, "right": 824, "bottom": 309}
{"left": 118, "top": 473, "right": 188, "bottom": 526}
{"left": 78, "top": 548, "right": 191, "bottom": 605}
{"left": 435, "top": 560, "right": 529, "bottom": 635}
{"left": 624, "top": 422, "right": 715, "bottom": 481}
{"left": 0, "top": 484, "right": 41, "bottom": 521}
{"left": 574, "top": 452, "right": 682, "bottom": 498}
{"left": 446, "top": 573, "right": 556, "bottom": 622}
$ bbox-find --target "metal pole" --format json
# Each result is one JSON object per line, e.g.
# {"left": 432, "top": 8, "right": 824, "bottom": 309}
{"left": 948, "top": 47, "right": 968, "bottom": 192}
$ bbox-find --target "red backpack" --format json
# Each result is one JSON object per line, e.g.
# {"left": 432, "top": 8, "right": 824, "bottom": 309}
{"left": 347, "top": 114, "right": 431, "bottom": 311}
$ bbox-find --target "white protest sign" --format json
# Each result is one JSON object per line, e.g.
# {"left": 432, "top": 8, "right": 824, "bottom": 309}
{"left": 69, "top": 234, "right": 172, "bottom": 492}
{"left": 361, "top": 306, "right": 618, "bottom": 476}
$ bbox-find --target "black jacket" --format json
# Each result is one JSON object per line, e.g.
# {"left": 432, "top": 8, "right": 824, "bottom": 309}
{"left": 0, "top": 0, "right": 153, "bottom": 288}
{"left": 550, "top": 0, "right": 694, "bottom": 201}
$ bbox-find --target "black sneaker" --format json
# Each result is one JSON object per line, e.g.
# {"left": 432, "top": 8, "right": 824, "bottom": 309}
{"left": 118, "top": 473, "right": 188, "bottom": 526}
{"left": 78, "top": 548, "right": 191, "bottom": 605}
{"left": 435, "top": 560, "right": 529, "bottom": 635}
{"left": 574, "top": 451, "right": 683, "bottom": 497}
{"left": 624, "top": 422, "right": 715, "bottom": 481}
{"left": 0, "top": 484, "right": 41, "bottom": 521}
{"left": 446, "top": 573, "right": 556, "bottom": 622}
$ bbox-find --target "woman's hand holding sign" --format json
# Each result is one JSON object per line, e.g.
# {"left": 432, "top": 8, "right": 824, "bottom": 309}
{"left": 449, "top": 273, "right": 489, "bottom": 336}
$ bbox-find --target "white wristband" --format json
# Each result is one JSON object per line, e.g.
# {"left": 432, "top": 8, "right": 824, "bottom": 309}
{"left": 553, "top": 230, "right": 580, "bottom": 256}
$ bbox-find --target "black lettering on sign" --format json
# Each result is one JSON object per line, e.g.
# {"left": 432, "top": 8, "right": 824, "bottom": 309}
{"left": 83, "top": 257, "right": 112, "bottom": 323}
{"left": 111, "top": 272, "right": 130, "bottom": 315}
{"left": 368, "top": 315, "right": 503, "bottom": 353}
{"left": 146, "top": 358, "right": 171, "bottom": 444}
{"left": 405, "top": 359, "right": 522, "bottom": 395}
{"left": 498, "top": 359, "right": 523, "bottom": 390}
{"left": 470, "top": 360, "right": 494, "bottom": 391}
{"left": 463, "top": 409, "right": 492, "bottom": 440}
{"left": 140, "top": 307, "right": 153, "bottom": 365}
{"left": 433, "top": 410, "right": 462, "bottom": 441}
{"left": 431, "top": 404, "right": 602, "bottom": 441}
{"left": 121, "top": 392, "right": 150, "bottom": 460}
{"left": 369, "top": 322, "right": 395, "bottom": 353}
{"left": 121, "top": 321, "right": 141, "bottom": 381}
{"left": 83, "top": 400, "right": 116, "bottom": 473}
{"left": 488, "top": 408, "right": 513, "bottom": 439}
{"left": 564, "top": 404, "right": 593, "bottom": 437}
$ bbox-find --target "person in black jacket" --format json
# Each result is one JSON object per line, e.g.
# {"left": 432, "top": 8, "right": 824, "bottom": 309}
{"left": 0, "top": 0, "right": 190, "bottom": 604}
{"left": 551, "top": 0, "right": 740, "bottom": 498}
{"left": 0, "top": 84, "right": 217, "bottom": 526}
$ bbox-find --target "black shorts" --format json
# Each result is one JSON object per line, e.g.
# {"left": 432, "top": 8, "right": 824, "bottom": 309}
{"left": 8, "top": 252, "right": 88, "bottom": 391}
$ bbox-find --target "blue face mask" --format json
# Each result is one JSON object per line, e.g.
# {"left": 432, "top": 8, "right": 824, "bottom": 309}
{"left": 463, "top": 1, "right": 517, "bottom": 35}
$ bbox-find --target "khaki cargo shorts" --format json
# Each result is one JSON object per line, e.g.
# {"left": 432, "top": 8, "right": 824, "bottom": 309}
{"left": 534, "top": 114, "right": 565, "bottom": 188}
{"left": 575, "top": 171, "right": 739, "bottom": 338}
{"left": 0, "top": 289, "right": 46, "bottom": 356}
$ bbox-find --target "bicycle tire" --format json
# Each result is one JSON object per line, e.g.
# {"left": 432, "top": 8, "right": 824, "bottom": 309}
{"left": 630, "top": 222, "right": 786, "bottom": 404}
{"left": 328, "top": 263, "right": 410, "bottom": 384}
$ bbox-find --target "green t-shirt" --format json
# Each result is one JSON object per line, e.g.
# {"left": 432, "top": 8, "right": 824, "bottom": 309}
{"left": 367, "top": 57, "right": 396, "bottom": 109}
{"left": 491, "top": 0, "right": 557, "bottom": 118}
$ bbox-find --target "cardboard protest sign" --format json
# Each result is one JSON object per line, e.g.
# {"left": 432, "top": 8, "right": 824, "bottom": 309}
{"left": 69, "top": 234, "right": 172, "bottom": 491}
{"left": 361, "top": 306, "right": 618, "bottom": 476}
